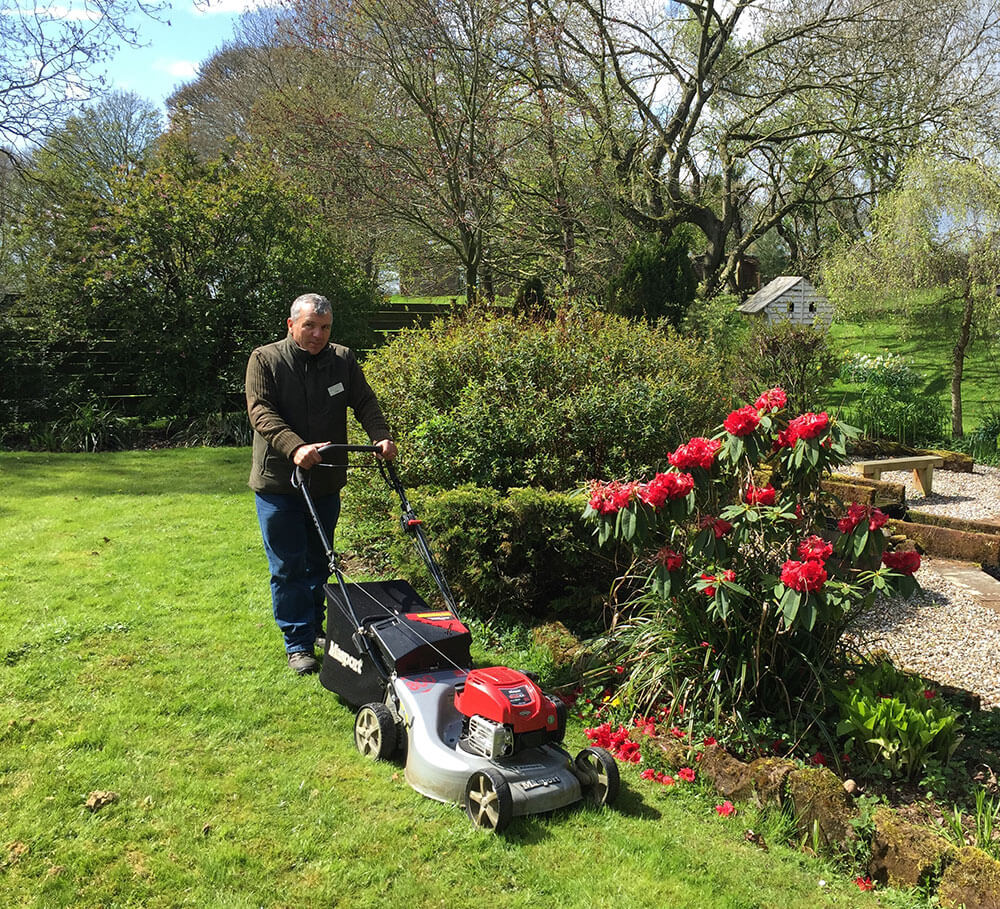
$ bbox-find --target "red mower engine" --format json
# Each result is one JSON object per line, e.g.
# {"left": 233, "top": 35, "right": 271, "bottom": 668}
{"left": 454, "top": 667, "right": 567, "bottom": 759}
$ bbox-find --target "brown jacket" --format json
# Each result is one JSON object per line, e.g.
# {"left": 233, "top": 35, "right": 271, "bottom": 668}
{"left": 246, "top": 335, "right": 391, "bottom": 495}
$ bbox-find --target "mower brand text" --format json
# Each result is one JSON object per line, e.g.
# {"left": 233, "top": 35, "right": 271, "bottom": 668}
{"left": 328, "top": 641, "right": 364, "bottom": 675}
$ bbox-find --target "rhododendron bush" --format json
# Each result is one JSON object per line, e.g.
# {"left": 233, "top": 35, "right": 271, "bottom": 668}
{"left": 583, "top": 388, "right": 922, "bottom": 724}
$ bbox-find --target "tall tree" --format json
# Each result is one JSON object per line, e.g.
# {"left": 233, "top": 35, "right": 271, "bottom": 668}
{"left": 28, "top": 91, "right": 161, "bottom": 196}
{"left": 10, "top": 135, "right": 378, "bottom": 421}
{"left": 530, "top": 0, "right": 1000, "bottom": 293}
{"left": 824, "top": 155, "right": 1000, "bottom": 437}
{"left": 271, "top": 0, "right": 514, "bottom": 300}
{"left": 0, "top": 0, "right": 165, "bottom": 157}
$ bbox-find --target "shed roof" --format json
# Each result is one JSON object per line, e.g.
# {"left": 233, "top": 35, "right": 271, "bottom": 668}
{"left": 737, "top": 275, "right": 816, "bottom": 314}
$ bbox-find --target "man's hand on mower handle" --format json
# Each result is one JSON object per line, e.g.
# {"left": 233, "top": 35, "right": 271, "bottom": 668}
{"left": 374, "top": 439, "right": 397, "bottom": 461}
{"left": 292, "top": 441, "right": 331, "bottom": 469}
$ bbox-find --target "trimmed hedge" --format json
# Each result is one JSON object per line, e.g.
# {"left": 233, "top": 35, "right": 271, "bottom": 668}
{"left": 362, "top": 308, "right": 732, "bottom": 492}
{"left": 389, "top": 485, "right": 624, "bottom": 622}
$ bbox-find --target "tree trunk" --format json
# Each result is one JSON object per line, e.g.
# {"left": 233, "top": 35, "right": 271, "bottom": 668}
{"left": 950, "top": 291, "right": 975, "bottom": 438}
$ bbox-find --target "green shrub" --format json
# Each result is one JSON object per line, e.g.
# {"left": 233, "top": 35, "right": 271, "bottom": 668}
{"left": 834, "top": 660, "right": 964, "bottom": 781}
{"left": 733, "top": 321, "right": 840, "bottom": 414}
{"left": 580, "top": 388, "right": 924, "bottom": 740}
{"left": 175, "top": 411, "right": 252, "bottom": 447}
{"left": 679, "top": 293, "right": 751, "bottom": 357}
{"left": 363, "top": 309, "right": 731, "bottom": 491}
{"left": 959, "top": 407, "right": 1000, "bottom": 464}
{"left": 388, "top": 484, "right": 622, "bottom": 622}
{"left": 840, "top": 353, "right": 947, "bottom": 445}
{"left": 51, "top": 401, "right": 138, "bottom": 452}
{"left": 609, "top": 230, "right": 698, "bottom": 326}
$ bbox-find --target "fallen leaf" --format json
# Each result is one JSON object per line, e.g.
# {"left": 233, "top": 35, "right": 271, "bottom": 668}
{"left": 744, "top": 829, "right": 768, "bottom": 851}
{"left": 85, "top": 790, "right": 118, "bottom": 812}
{"left": 3, "top": 842, "right": 29, "bottom": 869}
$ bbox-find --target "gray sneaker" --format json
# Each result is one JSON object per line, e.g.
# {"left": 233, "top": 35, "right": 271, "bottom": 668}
{"left": 287, "top": 651, "right": 319, "bottom": 675}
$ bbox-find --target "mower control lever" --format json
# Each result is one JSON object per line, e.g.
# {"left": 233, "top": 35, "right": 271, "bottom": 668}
{"left": 316, "top": 443, "right": 380, "bottom": 456}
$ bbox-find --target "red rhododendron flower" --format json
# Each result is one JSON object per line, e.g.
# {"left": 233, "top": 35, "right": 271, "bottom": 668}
{"left": 618, "top": 741, "right": 642, "bottom": 763}
{"left": 700, "top": 515, "right": 733, "bottom": 538}
{"left": 773, "top": 427, "right": 797, "bottom": 449}
{"left": 744, "top": 483, "right": 777, "bottom": 506}
{"left": 837, "top": 503, "right": 867, "bottom": 533}
{"left": 855, "top": 876, "right": 875, "bottom": 892}
{"left": 588, "top": 480, "right": 639, "bottom": 515}
{"left": 882, "top": 550, "right": 921, "bottom": 575}
{"left": 634, "top": 716, "right": 657, "bottom": 736}
{"left": 715, "top": 800, "right": 736, "bottom": 817}
{"left": 810, "top": 752, "right": 827, "bottom": 766}
{"left": 924, "top": 689, "right": 937, "bottom": 699}
{"left": 754, "top": 387, "right": 787, "bottom": 413}
{"left": 668, "top": 437, "right": 722, "bottom": 470}
{"left": 587, "top": 722, "right": 646, "bottom": 763}
{"left": 639, "top": 471, "right": 695, "bottom": 508}
{"left": 787, "top": 411, "right": 829, "bottom": 441}
{"left": 703, "top": 736, "right": 717, "bottom": 746}
{"left": 670, "top": 726, "right": 686, "bottom": 739}
{"left": 700, "top": 572, "right": 717, "bottom": 597}
{"left": 653, "top": 546, "right": 684, "bottom": 572}
{"left": 838, "top": 503, "right": 888, "bottom": 533}
{"left": 678, "top": 767, "right": 696, "bottom": 782}
{"left": 780, "top": 559, "right": 827, "bottom": 593}
{"left": 724, "top": 405, "right": 761, "bottom": 436}
{"left": 797, "top": 534, "right": 833, "bottom": 562}
{"left": 642, "top": 769, "right": 677, "bottom": 786}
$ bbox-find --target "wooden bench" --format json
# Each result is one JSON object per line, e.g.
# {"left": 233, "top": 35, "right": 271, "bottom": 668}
{"left": 853, "top": 455, "right": 945, "bottom": 496}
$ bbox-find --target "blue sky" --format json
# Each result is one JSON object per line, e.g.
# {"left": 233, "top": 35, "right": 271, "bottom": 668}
{"left": 102, "top": 0, "right": 262, "bottom": 112}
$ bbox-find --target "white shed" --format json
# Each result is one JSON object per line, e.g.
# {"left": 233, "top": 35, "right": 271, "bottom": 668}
{"left": 737, "top": 276, "right": 833, "bottom": 327}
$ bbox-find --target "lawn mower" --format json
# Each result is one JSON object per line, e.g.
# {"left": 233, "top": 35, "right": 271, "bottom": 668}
{"left": 293, "top": 444, "right": 619, "bottom": 833}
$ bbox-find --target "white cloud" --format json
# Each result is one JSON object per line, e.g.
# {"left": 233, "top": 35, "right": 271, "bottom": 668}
{"left": 154, "top": 58, "right": 199, "bottom": 78}
{"left": 190, "top": 0, "right": 277, "bottom": 15}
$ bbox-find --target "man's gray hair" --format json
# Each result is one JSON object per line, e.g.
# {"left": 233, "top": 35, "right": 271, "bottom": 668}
{"left": 290, "top": 293, "right": 332, "bottom": 321}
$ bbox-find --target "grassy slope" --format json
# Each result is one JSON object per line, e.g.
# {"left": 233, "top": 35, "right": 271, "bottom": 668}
{"left": 827, "top": 314, "right": 999, "bottom": 436}
{"left": 1, "top": 450, "right": 904, "bottom": 908}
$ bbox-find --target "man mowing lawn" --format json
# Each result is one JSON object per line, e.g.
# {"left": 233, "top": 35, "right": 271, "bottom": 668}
{"left": 246, "top": 292, "right": 397, "bottom": 675}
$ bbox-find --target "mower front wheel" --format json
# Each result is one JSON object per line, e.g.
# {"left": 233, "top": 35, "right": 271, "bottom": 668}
{"left": 464, "top": 769, "right": 513, "bottom": 833}
{"left": 354, "top": 703, "right": 397, "bottom": 761}
{"left": 575, "top": 746, "right": 620, "bottom": 807}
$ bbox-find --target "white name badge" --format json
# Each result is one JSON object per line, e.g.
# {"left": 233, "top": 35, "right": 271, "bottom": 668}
{"left": 328, "top": 382, "right": 344, "bottom": 397}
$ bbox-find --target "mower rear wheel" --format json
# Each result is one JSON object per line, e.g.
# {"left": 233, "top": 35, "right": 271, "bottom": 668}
{"left": 354, "top": 703, "right": 397, "bottom": 761}
{"left": 464, "top": 769, "right": 513, "bottom": 833}
{"left": 575, "top": 746, "right": 620, "bottom": 807}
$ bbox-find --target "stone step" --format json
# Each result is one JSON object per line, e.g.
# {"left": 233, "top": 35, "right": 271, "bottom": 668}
{"left": 930, "top": 558, "right": 1000, "bottom": 614}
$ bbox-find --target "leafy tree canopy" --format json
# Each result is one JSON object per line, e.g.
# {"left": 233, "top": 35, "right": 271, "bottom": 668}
{"left": 9, "top": 133, "right": 377, "bottom": 422}
{"left": 824, "top": 155, "right": 1000, "bottom": 436}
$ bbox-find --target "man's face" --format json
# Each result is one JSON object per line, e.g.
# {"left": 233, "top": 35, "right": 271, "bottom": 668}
{"left": 287, "top": 307, "right": 333, "bottom": 355}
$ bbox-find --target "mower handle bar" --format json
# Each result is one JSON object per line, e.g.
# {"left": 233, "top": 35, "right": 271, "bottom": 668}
{"left": 317, "top": 443, "right": 380, "bottom": 456}
{"left": 291, "top": 441, "right": 460, "bottom": 618}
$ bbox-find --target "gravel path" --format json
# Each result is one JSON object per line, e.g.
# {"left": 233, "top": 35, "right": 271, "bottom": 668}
{"left": 844, "top": 463, "right": 1000, "bottom": 709}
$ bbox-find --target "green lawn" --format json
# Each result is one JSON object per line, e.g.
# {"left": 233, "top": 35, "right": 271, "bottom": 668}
{"left": 827, "top": 315, "right": 1000, "bottom": 436}
{"left": 0, "top": 449, "right": 915, "bottom": 908}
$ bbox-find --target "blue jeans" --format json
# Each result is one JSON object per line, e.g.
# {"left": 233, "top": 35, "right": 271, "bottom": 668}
{"left": 255, "top": 491, "right": 341, "bottom": 654}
